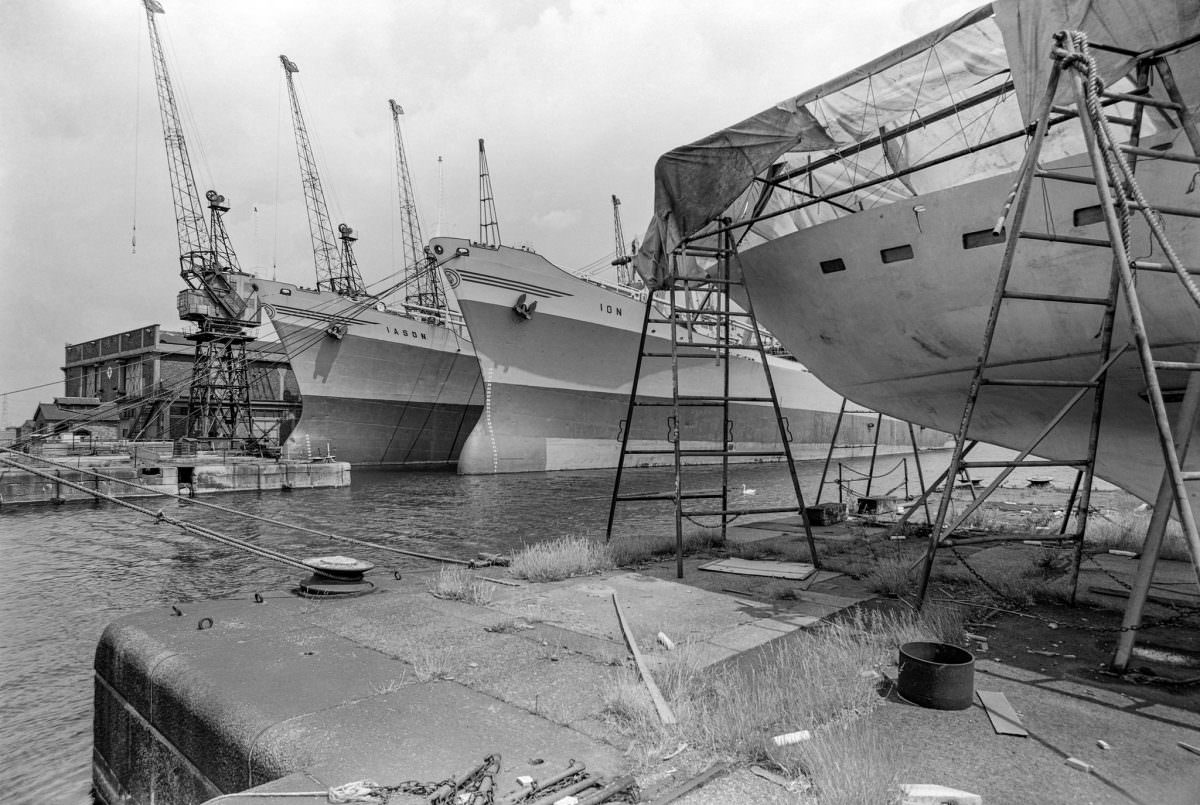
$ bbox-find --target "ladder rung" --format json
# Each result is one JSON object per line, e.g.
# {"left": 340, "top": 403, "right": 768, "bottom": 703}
{"left": 616, "top": 491, "right": 724, "bottom": 502}
{"left": 663, "top": 276, "right": 743, "bottom": 287}
{"left": 959, "top": 459, "right": 1090, "bottom": 469}
{"left": 684, "top": 450, "right": 788, "bottom": 457}
{"left": 1034, "top": 170, "right": 1097, "bottom": 185}
{"left": 670, "top": 307, "right": 753, "bottom": 317}
{"left": 1002, "top": 290, "right": 1111, "bottom": 305}
{"left": 1120, "top": 144, "right": 1200, "bottom": 166}
{"left": 1050, "top": 106, "right": 1136, "bottom": 127}
{"left": 1132, "top": 260, "right": 1200, "bottom": 275}
{"left": 669, "top": 343, "right": 759, "bottom": 351}
{"left": 982, "top": 378, "right": 1100, "bottom": 388}
{"left": 1101, "top": 89, "right": 1181, "bottom": 110}
{"left": 621, "top": 449, "right": 787, "bottom": 457}
{"left": 641, "top": 346, "right": 758, "bottom": 357}
{"left": 1152, "top": 361, "right": 1200, "bottom": 372}
{"left": 633, "top": 397, "right": 773, "bottom": 407}
{"left": 1129, "top": 200, "right": 1200, "bottom": 219}
{"left": 682, "top": 506, "right": 801, "bottom": 517}
{"left": 1181, "top": 472, "right": 1200, "bottom": 482}
{"left": 1019, "top": 231, "right": 1110, "bottom": 248}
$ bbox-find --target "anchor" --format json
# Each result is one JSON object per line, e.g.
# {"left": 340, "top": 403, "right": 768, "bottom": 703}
{"left": 512, "top": 293, "right": 537, "bottom": 320}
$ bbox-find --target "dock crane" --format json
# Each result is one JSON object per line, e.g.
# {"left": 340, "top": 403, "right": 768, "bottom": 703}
{"left": 610, "top": 195, "right": 641, "bottom": 288}
{"left": 280, "top": 55, "right": 365, "bottom": 297}
{"left": 389, "top": 99, "right": 446, "bottom": 313}
{"left": 142, "top": 0, "right": 258, "bottom": 444}
{"left": 478, "top": 139, "right": 501, "bottom": 247}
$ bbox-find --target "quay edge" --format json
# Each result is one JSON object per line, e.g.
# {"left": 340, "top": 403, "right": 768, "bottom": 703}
{"left": 0, "top": 457, "right": 350, "bottom": 506}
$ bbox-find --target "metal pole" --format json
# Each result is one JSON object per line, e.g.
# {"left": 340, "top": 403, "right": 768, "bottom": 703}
{"left": 1112, "top": 343, "right": 1200, "bottom": 669}
{"left": 816, "top": 399, "right": 849, "bottom": 505}
{"left": 605, "top": 290, "right": 657, "bottom": 541}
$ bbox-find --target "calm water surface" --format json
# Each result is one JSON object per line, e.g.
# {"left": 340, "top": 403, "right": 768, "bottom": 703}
{"left": 1, "top": 451, "right": 988, "bottom": 804}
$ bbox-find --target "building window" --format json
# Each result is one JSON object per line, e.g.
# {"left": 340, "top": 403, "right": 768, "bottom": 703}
{"left": 820, "top": 258, "right": 847, "bottom": 274}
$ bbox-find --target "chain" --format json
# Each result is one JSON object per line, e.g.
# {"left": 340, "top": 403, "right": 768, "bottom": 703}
{"left": 945, "top": 547, "right": 1200, "bottom": 634}
{"left": 328, "top": 754, "right": 501, "bottom": 804}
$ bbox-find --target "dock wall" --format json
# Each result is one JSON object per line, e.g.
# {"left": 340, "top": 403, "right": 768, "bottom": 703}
{"left": 0, "top": 461, "right": 350, "bottom": 506}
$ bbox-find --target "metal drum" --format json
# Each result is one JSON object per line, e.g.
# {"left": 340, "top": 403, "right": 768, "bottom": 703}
{"left": 897, "top": 641, "right": 975, "bottom": 710}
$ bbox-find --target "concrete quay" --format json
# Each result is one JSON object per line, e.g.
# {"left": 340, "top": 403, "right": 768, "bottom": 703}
{"left": 91, "top": 551, "right": 1200, "bottom": 805}
{"left": 0, "top": 454, "right": 350, "bottom": 505}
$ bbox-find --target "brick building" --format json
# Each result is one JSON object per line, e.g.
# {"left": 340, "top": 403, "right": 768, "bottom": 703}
{"left": 60, "top": 324, "right": 301, "bottom": 442}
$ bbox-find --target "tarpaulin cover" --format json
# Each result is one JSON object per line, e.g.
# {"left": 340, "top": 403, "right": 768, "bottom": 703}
{"left": 636, "top": 0, "right": 1200, "bottom": 287}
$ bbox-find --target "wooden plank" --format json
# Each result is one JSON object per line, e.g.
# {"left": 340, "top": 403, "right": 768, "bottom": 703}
{"left": 612, "top": 594, "right": 677, "bottom": 725}
{"left": 698, "top": 558, "right": 816, "bottom": 580}
{"left": 977, "top": 690, "right": 1028, "bottom": 737}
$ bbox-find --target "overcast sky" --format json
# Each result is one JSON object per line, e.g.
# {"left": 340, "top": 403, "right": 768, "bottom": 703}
{"left": 0, "top": 0, "right": 979, "bottom": 425}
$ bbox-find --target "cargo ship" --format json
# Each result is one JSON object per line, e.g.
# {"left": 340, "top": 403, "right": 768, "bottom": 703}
{"left": 635, "top": 0, "right": 1200, "bottom": 511}
{"left": 429, "top": 237, "right": 942, "bottom": 474}
{"left": 253, "top": 277, "right": 484, "bottom": 469}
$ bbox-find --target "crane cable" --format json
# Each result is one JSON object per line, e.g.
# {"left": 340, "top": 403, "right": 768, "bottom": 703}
{"left": 0, "top": 446, "right": 473, "bottom": 566}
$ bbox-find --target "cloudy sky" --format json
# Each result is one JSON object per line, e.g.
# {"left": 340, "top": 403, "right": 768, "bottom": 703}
{"left": 0, "top": 0, "right": 978, "bottom": 424}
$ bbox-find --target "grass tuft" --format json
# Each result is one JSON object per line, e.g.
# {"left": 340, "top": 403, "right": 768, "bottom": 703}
{"left": 783, "top": 719, "right": 905, "bottom": 804}
{"left": 1087, "top": 510, "right": 1192, "bottom": 561}
{"left": 509, "top": 536, "right": 614, "bottom": 582}
{"left": 601, "top": 607, "right": 948, "bottom": 786}
{"left": 427, "top": 567, "right": 495, "bottom": 605}
{"left": 608, "top": 528, "right": 724, "bottom": 566}
{"left": 863, "top": 556, "right": 916, "bottom": 597}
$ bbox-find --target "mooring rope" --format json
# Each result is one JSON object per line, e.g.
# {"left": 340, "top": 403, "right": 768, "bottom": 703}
{"left": 0, "top": 446, "right": 475, "bottom": 566}
{"left": 0, "top": 455, "right": 314, "bottom": 572}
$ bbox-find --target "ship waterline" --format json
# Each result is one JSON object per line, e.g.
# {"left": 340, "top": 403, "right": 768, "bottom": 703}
{"left": 257, "top": 280, "right": 484, "bottom": 469}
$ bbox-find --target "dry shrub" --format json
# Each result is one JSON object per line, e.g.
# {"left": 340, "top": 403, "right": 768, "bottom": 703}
{"left": 601, "top": 607, "right": 950, "bottom": 776}
{"left": 509, "top": 536, "right": 614, "bottom": 582}
{"left": 863, "top": 556, "right": 915, "bottom": 597}
{"left": 1087, "top": 510, "right": 1191, "bottom": 561}
{"left": 427, "top": 567, "right": 495, "bottom": 605}
{"left": 609, "top": 528, "right": 724, "bottom": 566}
{"left": 783, "top": 719, "right": 905, "bottom": 805}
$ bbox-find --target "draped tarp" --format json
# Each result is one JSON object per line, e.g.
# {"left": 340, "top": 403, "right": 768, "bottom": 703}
{"left": 994, "top": 0, "right": 1200, "bottom": 123}
{"left": 636, "top": 0, "right": 1200, "bottom": 288}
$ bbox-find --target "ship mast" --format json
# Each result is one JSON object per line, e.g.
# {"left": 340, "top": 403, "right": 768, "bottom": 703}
{"left": 389, "top": 99, "right": 445, "bottom": 312}
{"left": 280, "top": 54, "right": 365, "bottom": 296}
{"left": 478, "top": 139, "right": 501, "bottom": 247}
{"left": 141, "top": 0, "right": 256, "bottom": 445}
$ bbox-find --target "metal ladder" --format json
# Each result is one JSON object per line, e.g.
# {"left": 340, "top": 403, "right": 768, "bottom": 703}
{"left": 815, "top": 399, "right": 933, "bottom": 521}
{"left": 916, "top": 30, "right": 1200, "bottom": 611}
{"left": 605, "top": 232, "right": 819, "bottom": 578}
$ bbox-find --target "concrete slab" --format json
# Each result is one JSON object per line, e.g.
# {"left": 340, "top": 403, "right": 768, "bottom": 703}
{"left": 866, "top": 662, "right": 1200, "bottom": 805}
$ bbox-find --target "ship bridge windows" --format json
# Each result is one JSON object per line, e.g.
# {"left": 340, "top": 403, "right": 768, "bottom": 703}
{"left": 819, "top": 258, "right": 846, "bottom": 274}
{"left": 880, "top": 244, "right": 914, "bottom": 264}
{"left": 962, "top": 226, "right": 1007, "bottom": 249}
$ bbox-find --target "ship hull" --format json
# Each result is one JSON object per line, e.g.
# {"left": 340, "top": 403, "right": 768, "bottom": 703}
{"left": 254, "top": 280, "right": 484, "bottom": 469}
{"left": 737, "top": 147, "right": 1200, "bottom": 506}
{"left": 431, "top": 238, "right": 943, "bottom": 474}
